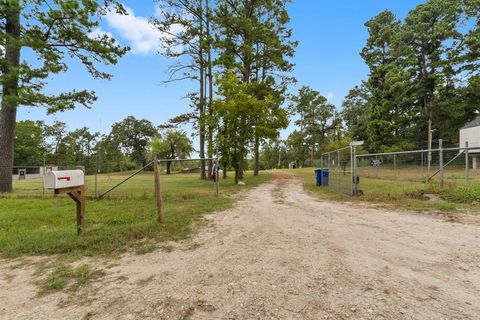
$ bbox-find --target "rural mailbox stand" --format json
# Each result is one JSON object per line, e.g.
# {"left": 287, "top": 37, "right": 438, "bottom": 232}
{"left": 44, "top": 170, "right": 86, "bottom": 235}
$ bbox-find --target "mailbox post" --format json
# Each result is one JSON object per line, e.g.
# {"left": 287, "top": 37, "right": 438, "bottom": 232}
{"left": 44, "top": 170, "right": 86, "bottom": 235}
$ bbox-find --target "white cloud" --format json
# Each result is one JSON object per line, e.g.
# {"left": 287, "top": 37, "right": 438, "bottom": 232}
{"left": 88, "top": 27, "right": 114, "bottom": 41}
{"left": 104, "top": 6, "right": 162, "bottom": 55}
{"left": 326, "top": 92, "right": 334, "bottom": 101}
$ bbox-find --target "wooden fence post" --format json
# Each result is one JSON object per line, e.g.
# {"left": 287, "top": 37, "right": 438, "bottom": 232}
{"left": 154, "top": 158, "right": 164, "bottom": 223}
{"left": 77, "top": 186, "right": 85, "bottom": 235}
{"left": 215, "top": 158, "right": 219, "bottom": 197}
{"left": 439, "top": 139, "right": 444, "bottom": 188}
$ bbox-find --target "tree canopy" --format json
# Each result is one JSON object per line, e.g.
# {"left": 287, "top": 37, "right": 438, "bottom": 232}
{"left": 0, "top": 0, "right": 129, "bottom": 192}
{"left": 151, "top": 129, "right": 194, "bottom": 174}
{"left": 344, "top": 0, "right": 480, "bottom": 152}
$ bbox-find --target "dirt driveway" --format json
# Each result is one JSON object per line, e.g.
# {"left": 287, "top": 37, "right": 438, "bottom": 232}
{"left": 1, "top": 173, "right": 480, "bottom": 320}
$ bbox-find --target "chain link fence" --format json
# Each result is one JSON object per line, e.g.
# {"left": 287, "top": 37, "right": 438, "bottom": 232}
{"left": 355, "top": 140, "right": 480, "bottom": 196}
{"left": 320, "top": 146, "right": 355, "bottom": 195}
{"left": 320, "top": 140, "right": 480, "bottom": 197}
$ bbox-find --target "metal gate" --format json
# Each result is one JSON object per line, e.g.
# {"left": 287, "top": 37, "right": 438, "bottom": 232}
{"left": 320, "top": 142, "right": 363, "bottom": 195}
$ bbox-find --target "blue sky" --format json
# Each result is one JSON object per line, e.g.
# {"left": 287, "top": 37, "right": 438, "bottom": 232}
{"left": 18, "top": 0, "right": 425, "bottom": 140}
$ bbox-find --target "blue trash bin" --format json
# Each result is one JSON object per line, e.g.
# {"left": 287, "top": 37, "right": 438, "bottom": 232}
{"left": 315, "top": 168, "right": 330, "bottom": 186}
{"left": 315, "top": 168, "right": 322, "bottom": 186}
{"left": 322, "top": 169, "right": 329, "bottom": 186}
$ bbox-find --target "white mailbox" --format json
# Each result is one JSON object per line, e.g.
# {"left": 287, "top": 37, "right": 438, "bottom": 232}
{"left": 44, "top": 170, "right": 85, "bottom": 190}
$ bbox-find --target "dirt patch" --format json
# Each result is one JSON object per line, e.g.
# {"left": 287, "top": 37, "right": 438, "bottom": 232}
{"left": 424, "top": 193, "right": 442, "bottom": 202}
{"left": 405, "top": 190, "right": 429, "bottom": 201}
{"left": 1, "top": 173, "right": 480, "bottom": 319}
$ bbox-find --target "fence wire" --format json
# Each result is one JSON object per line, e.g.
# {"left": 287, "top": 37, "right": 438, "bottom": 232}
{"left": 356, "top": 150, "right": 438, "bottom": 195}
{"left": 11, "top": 159, "right": 217, "bottom": 199}
{"left": 355, "top": 143, "right": 480, "bottom": 196}
{"left": 321, "top": 147, "right": 353, "bottom": 195}
{"left": 317, "top": 140, "right": 480, "bottom": 197}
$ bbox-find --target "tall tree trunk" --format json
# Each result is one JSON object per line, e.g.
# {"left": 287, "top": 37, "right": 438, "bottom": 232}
{"left": 166, "top": 161, "right": 171, "bottom": 174}
{"left": 253, "top": 44, "right": 267, "bottom": 177}
{"left": 238, "top": 115, "right": 247, "bottom": 181}
{"left": 238, "top": 59, "right": 249, "bottom": 181}
{"left": 238, "top": 157, "right": 244, "bottom": 181}
{"left": 253, "top": 135, "right": 260, "bottom": 176}
{"left": 234, "top": 166, "right": 239, "bottom": 184}
{"left": 206, "top": 0, "right": 214, "bottom": 180}
{"left": 0, "top": 3, "right": 21, "bottom": 193}
{"left": 222, "top": 160, "right": 227, "bottom": 179}
{"left": 234, "top": 147, "right": 239, "bottom": 184}
{"left": 238, "top": 139, "right": 245, "bottom": 181}
{"left": 199, "top": 0, "right": 206, "bottom": 180}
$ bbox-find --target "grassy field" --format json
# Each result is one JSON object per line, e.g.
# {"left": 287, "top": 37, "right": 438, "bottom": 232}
{"left": 289, "top": 167, "right": 480, "bottom": 213}
{"left": 0, "top": 171, "right": 271, "bottom": 258}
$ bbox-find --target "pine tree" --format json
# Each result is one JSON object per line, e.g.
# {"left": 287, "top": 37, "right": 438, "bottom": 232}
{"left": 152, "top": 0, "right": 209, "bottom": 179}
{"left": 360, "top": 10, "right": 415, "bottom": 151}
{"left": 214, "top": 0, "right": 295, "bottom": 178}
{"left": 341, "top": 83, "right": 370, "bottom": 143}
{"left": 290, "top": 86, "right": 335, "bottom": 163}
{"left": 401, "top": 0, "right": 461, "bottom": 146}
{"left": 0, "top": 1, "right": 128, "bottom": 192}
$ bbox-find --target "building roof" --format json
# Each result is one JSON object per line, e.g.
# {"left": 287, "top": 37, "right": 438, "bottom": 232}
{"left": 461, "top": 115, "right": 480, "bottom": 130}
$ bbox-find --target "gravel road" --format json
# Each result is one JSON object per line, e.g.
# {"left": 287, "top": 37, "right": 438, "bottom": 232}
{"left": 1, "top": 173, "right": 479, "bottom": 320}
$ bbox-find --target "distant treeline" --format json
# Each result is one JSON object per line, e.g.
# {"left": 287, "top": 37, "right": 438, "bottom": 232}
{"left": 14, "top": 116, "right": 193, "bottom": 175}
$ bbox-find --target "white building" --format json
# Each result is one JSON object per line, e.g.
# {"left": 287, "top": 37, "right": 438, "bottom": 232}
{"left": 12, "top": 166, "right": 58, "bottom": 180}
{"left": 460, "top": 116, "right": 480, "bottom": 170}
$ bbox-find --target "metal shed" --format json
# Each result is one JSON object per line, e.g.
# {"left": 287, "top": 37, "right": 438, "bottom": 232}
{"left": 460, "top": 115, "right": 480, "bottom": 170}
{"left": 12, "top": 165, "right": 58, "bottom": 180}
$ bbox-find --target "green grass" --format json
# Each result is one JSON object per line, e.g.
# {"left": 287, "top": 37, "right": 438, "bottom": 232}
{"left": 0, "top": 172, "right": 271, "bottom": 258}
{"left": 134, "top": 243, "right": 157, "bottom": 255}
{"left": 439, "top": 184, "right": 480, "bottom": 203}
{"left": 41, "top": 263, "right": 104, "bottom": 293}
{"left": 288, "top": 167, "right": 480, "bottom": 213}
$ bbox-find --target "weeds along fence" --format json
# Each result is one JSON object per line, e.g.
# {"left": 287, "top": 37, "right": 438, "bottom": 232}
{"left": 321, "top": 140, "right": 480, "bottom": 197}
